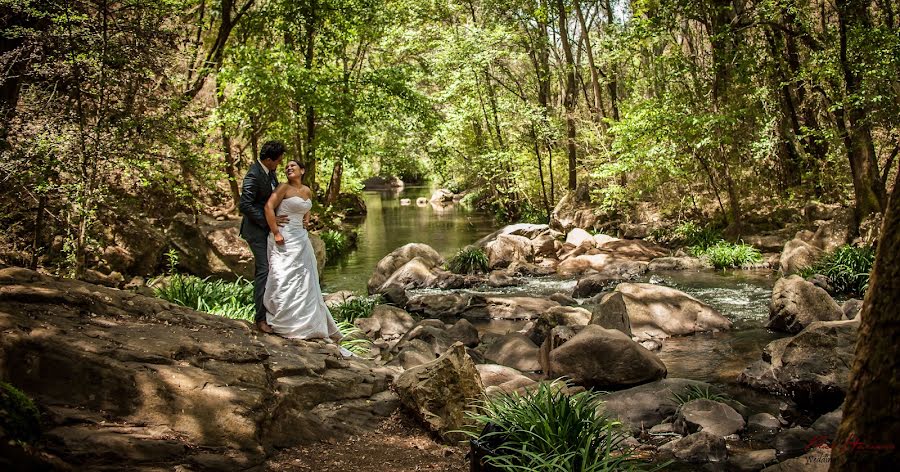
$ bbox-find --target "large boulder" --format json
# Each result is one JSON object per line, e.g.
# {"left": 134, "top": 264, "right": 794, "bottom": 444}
{"left": 476, "top": 364, "right": 531, "bottom": 388}
{"left": 483, "top": 234, "right": 533, "bottom": 269}
{"left": 588, "top": 292, "right": 632, "bottom": 337}
{"left": 599, "top": 379, "right": 712, "bottom": 433}
{"left": 367, "top": 243, "right": 444, "bottom": 294}
{"left": 392, "top": 321, "right": 455, "bottom": 357}
{"left": 571, "top": 274, "right": 625, "bottom": 298}
{"left": 527, "top": 306, "right": 592, "bottom": 345}
{"left": 375, "top": 257, "right": 438, "bottom": 294}
{"left": 394, "top": 343, "right": 484, "bottom": 442}
{"left": 483, "top": 333, "right": 541, "bottom": 372}
{"left": 614, "top": 283, "right": 732, "bottom": 340}
{"left": 429, "top": 188, "right": 455, "bottom": 203}
{"left": 405, "top": 292, "right": 473, "bottom": 318}
{"left": 657, "top": 431, "right": 727, "bottom": 463}
{"left": 596, "top": 239, "right": 667, "bottom": 260}
{"left": 565, "top": 228, "right": 595, "bottom": 247}
{"left": 557, "top": 254, "right": 649, "bottom": 278}
{"left": 760, "top": 447, "right": 831, "bottom": 472}
{"left": 447, "top": 319, "right": 480, "bottom": 347}
{"left": 355, "top": 305, "right": 416, "bottom": 340}
{"left": 462, "top": 296, "right": 561, "bottom": 321}
{"left": 674, "top": 399, "right": 745, "bottom": 437}
{"left": 740, "top": 320, "right": 857, "bottom": 412}
{"left": 97, "top": 213, "right": 168, "bottom": 276}
{"left": 648, "top": 256, "right": 711, "bottom": 271}
{"left": 779, "top": 239, "right": 823, "bottom": 275}
{"left": 767, "top": 276, "right": 843, "bottom": 333}
{"left": 167, "top": 214, "right": 260, "bottom": 279}
{"left": 544, "top": 325, "right": 666, "bottom": 389}
{"left": 0, "top": 268, "right": 395, "bottom": 469}
{"left": 474, "top": 223, "right": 551, "bottom": 247}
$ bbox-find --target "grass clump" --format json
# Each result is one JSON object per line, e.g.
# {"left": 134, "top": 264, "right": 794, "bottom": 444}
{"left": 466, "top": 383, "right": 651, "bottom": 472}
{"left": 691, "top": 240, "right": 763, "bottom": 270}
{"left": 799, "top": 244, "right": 875, "bottom": 296}
{"left": 321, "top": 229, "right": 352, "bottom": 259}
{"left": 652, "top": 221, "right": 722, "bottom": 250}
{"left": 448, "top": 246, "right": 489, "bottom": 274}
{"left": 0, "top": 381, "right": 41, "bottom": 444}
{"left": 336, "top": 320, "right": 373, "bottom": 356}
{"left": 330, "top": 295, "right": 382, "bottom": 323}
{"left": 671, "top": 384, "right": 729, "bottom": 406}
{"left": 154, "top": 274, "right": 255, "bottom": 321}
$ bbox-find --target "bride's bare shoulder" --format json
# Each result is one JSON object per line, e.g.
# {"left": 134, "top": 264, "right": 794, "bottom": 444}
{"left": 299, "top": 186, "right": 314, "bottom": 200}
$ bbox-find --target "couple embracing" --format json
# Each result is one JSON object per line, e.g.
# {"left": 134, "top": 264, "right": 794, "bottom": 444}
{"left": 238, "top": 140, "right": 347, "bottom": 353}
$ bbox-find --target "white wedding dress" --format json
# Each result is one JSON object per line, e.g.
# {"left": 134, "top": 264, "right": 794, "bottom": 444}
{"left": 263, "top": 196, "right": 340, "bottom": 340}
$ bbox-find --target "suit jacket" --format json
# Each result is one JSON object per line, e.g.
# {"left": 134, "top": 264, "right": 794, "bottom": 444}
{"left": 239, "top": 161, "right": 276, "bottom": 241}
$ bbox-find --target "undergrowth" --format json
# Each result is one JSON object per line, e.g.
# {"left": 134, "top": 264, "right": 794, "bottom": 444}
{"left": 799, "top": 245, "right": 875, "bottom": 296}
{"left": 692, "top": 240, "right": 763, "bottom": 270}
{"left": 448, "top": 246, "right": 489, "bottom": 274}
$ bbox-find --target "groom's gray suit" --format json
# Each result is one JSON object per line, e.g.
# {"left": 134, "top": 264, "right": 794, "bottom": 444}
{"left": 239, "top": 160, "right": 278, "bottom": 323}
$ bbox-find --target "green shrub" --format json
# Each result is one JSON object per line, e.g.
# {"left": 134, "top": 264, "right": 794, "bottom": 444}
{"left": 799, "top": 245, "right": 875, "bottom": 296}
{"left": 0, "top": 381, "right": 41, "bottom": 444}
{"left": 466, "top": 383, "right": 649, "bottom": 472}
{"left": 330, "top": 295, "right": 382, "bottom": 323}
{"left": 671, "top": 384, "right": 729, "bottom": 406}
{"left": 336, "top": 321, "right": 373, "bottom": 357}
{"left": 448, "top": 246, "right": 489, "bottom": 274}
{"left": 692, "top": 240, "right": 763, "bottom": 269}
{"left": 321, "top": 229, "right": 351, "bottom": 259}
{"left": 653, "top": 221, "right": 722, "bottom": 250}
{"left": 154, "top": 274, "right": 255, "bottom": 321}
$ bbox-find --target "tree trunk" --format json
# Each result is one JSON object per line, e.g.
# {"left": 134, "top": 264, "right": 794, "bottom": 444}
{"left": 829, "top": 171, "right": 900, "bottom": 471}
{"left": 556, "top": 0, "right": 578, "bottom": 191}
{"left": 574, "top": 0, "right": 603, "bottom": 123}
{"left": 324, "top": 158, "right": 342, "bottom": 205}
{"left": 215, "top": 78, "right": 240, "bottom": 209}
{"left": 303, "top": 0, "right": 318, "bottom": 192}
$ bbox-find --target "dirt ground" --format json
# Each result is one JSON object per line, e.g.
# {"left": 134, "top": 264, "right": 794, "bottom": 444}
{"left": 264, "top": 413, "right": 469, "bottom": 472}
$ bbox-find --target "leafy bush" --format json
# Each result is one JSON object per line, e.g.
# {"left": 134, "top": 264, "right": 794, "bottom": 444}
{"left": 652, "top": 221, "right": 722, "bottom": 250}
{"left": 154, "top": 274, "right": 255, "bottom": 321}
{"left": 321, "top": 229, "right": 351, "bottom": 259}
{"left": 466, "top": 383, "right": 649, "bottom": 472}
{"left": 799, "top": 245, "right": 875, "bottom": 296}
{"left": 0, "top": 381, "right": 41, "bottom": 444}
{"left": 330, "top": 295, "right": 382, "bottom": 323}
{"left": 691, "top": 240, "right": 763, "bottom": 269}
{"left": 671, "top": 384, "right": 729, "bottom": 406}
{"left": 448, "top": 246, "right": 489, "bottom": 274}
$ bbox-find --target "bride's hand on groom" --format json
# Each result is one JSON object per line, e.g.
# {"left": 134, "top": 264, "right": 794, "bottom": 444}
{"left": 274, "top": 233, "right": 285, "bottom": 245}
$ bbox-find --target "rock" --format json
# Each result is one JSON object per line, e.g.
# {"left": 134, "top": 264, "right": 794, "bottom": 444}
{"left": 0, "top": 268, "right": 394, "bottom": 469}
{"left": 841, "top": 298, "right": 863, "bottom": 320}
{"left": 728, "top": 449, "right": 777, "bottom": 471}
{"left": 476, "top": 364, "right": 531, "bottom": 388}
{"left": 484, "top": 234, "right": 533, "bottom": 269}
{"left": 544, "top": 325, "right": 666, "bottom": 389}
{"left": 657, "top": 431, "right": 727, "bottom": 463}
{"left": 588, "top": 292, "right": 632, "bottom": 337}
{"left": 388, "top": 339, "right": 436, "bottom": 369}
{"left": 596, "top": 239, "right": 667, "bottom": 260}
{"left": 405, "top": 292, "right": 472, "bottom": 318}
{"left": 376, "top": 257, "right": 438, "bottom": 293}
{"left": 531, "top": 233, "right": 560, "bottom": 258}
{"left": 548, "top": 292, "right": 578, "bottom": 306}
{"left": 506, "top": 260, "right": 557, "bottom": 277}
{"left": 447, "top": 319, "right": 480, "bottom": 347}
{"left": 648, "top": 256, "right": 711, "bottom": 271}
{"left": 380, "top": 284, "right": 409, "bottom": 306}
{"left": 167, "top": 213, "right": 269, "bottom": 279}
{"left": 807, "top": 274, "right": 833, "bottom": 292}
{"left": 599, "top": 379, "right": 712, "bottom": 433}
{"left": 774, "top": 427, "right": 820, "bottom": 461}
{"left": 592, "top": 233, "right": 619, "bottom": 246}
{"left": 803, "top": 202, "right": 842, "bottom": 221}
{"left": 742, "top": 320, "right": 857, "bottom": 412}
{"left": 557, "top": 254, "right": 649, "bottom": 278}
{"left": 761, "top": 447, "right": 831, "bottom": 472}
{"left": 747, "top": 413, "right": 782, "bottom": 432}
{"left": 565, "top": 228, "right": 595, "bottom": 247}
{"left": 487, "top": 270, "right": 520, "bottom": 288}
{"left": 394, "top": 343, "right": 484, "bottom": 441}
{"left": 474, "top": 223, "right": 550, "bottom": 247}
{"left": 366, "top": 305, "right": 416, "bottom": 339}
{"left": 571, "top": 274, "right": 625, "bottom": 298}
{"left": 324, "top": 290, "right": 356, "bottom": 307}
{"left": 361, "top": 175, "right": 404, "bottom": 190}
{"left": 649, "top": 423, "right": 678, "bottom": 435}
{"left": 483, "top": 333, "right": 541, "bottom": 372}
{"left": 537, "top": 325, "right": 579, "bottom": 378}
{"left": 779, "top": 239, "right": 823, "bottom": 275}
{"left": 674, "top": 399, "right": 745, "bottom": 436}
{"left": 615, "top": 283, "right": 732, "bottom": 340}
{"left": 767, "top": 276, "right": 843, "bottom": 334}
{"left": 809, "top": 211, "right": 852, "bottom": 252}
{"left": 392, "top": 322, "right": 455, "bottom": 357}
{"left": 429, "top": 188, "right": 455, "bottom": 203}
{"left": 853, "top": 212, "right": 882, "bottom": 246}
{"left": 465, "top": 296, "right": 561, "bottom": 321}
{"left": 367, "top": 243, "right": 444, "bottom": 294}
{"left": 527, "top": 306, "right": 592, "bottom": 345}
{"left": 81, "top": 269, "right": 125, "bottom": 288}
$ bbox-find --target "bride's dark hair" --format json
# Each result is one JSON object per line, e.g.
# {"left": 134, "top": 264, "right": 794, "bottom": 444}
{"left": 288, "top": 159, "right": 306, "bottom": 169}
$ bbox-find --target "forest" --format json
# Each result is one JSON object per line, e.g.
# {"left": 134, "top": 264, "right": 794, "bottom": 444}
{"left": 1, "top": 0, "right": 899, "bottom": 471}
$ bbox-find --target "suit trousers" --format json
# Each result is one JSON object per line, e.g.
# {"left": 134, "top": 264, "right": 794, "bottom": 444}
{"left": 246, "top": 234, "right": 269, "bottom": 323}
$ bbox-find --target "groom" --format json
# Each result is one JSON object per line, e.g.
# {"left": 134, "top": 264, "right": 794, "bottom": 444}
{"left": 240, "top": 140, "right": 288, "bottom": 333}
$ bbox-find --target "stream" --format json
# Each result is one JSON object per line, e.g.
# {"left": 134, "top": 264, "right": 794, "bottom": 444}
{"left": 322, "top": 188, "right": 786, "bottom": 412}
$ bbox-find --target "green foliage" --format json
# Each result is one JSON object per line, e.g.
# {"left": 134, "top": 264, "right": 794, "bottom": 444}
{"left": 330, "top": 295, "right": 382, "bottom": 323}
{"left": 154, "top": 275, "right": 255, "bottom": 321}
{"left": 466, "top": 383, "right": 649, "bottom": 472}
{"left": 0, "top": 381, "right": 41, "bottom": 444}
{"left": 799, "top": 245, "right": 875, "bottom": 296}
{"left": 321, "top": 229, "right": 351, "bottom": 259}
{"left": 652, "top": 222, "right": 722, "bottom": 250}
{"left": 447, "top": 246, "right": 490, "bottom": 275}
{"left": 692, "top": 240, "right": 763, "bottom": 270}
{"left": 671, "top": 385, "right": 729, "bottom": 406}
{"left": 336, "top": 321, "right": 373, "bottom": 357}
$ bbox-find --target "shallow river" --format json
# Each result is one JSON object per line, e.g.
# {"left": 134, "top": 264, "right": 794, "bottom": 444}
{"left": 321, "top": 188, "right": 785, "bottom": 412}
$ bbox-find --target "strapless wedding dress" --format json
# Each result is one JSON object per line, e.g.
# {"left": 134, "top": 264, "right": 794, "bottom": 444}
{"left": 263, "top": 196, "right": 340, "bottom": 339}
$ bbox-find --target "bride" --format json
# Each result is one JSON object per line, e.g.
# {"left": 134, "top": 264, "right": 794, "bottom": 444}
{"left": 262, "top": 160, "right": 345, "bottom": 348}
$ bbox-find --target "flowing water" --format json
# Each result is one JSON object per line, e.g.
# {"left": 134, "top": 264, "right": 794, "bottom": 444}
{"left": 321, "top": 187, "right": 785, "bottom": 411}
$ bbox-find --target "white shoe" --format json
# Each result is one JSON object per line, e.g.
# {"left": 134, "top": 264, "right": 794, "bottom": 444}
{"left": 338, "top": 346, "right": 355, "bottom": 358}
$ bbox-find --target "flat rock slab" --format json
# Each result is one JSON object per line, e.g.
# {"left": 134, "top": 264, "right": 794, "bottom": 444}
{"left": 674, "top": 399, "right": 745, "bottom": 436}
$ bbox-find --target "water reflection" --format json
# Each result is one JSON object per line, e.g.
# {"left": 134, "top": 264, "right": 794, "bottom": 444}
{"left": 320, "top": 187, "right": 497, "bottom": 292}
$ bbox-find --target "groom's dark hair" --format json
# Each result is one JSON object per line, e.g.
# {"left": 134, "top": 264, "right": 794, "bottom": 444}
{"left": 260, "top": 140, "right": 286, "bottom": 161}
